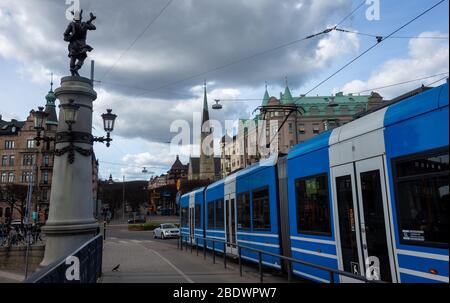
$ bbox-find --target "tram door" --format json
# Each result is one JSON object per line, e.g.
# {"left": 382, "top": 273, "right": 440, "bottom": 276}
{"left": 224, "top": 193, "right": 237, "bottom": 255}
{"left": 332, "top": 157, "right": 396, "bottom": 282}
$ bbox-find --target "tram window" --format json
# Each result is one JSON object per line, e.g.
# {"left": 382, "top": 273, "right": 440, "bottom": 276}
{"left": 252, "top": 188, "right": 271, "bottom": 231}
{"left": 295, "top": 174, "right": 331, "bottom": 235}
{"left": 207, "top": 201, "right": 215, "bottom": 229}
{"left": 215, "top": 199, "right": 224, "bottom": 228}
{"left": 395, "top": 150, "right": 449, "bottom": 248}
{"left": 237, "top": 192, "right": 251, "bottom": 230}
{"left": 181, "top": 207, "right": 188, "bottom": 227}
{"left": 195, "top": 205, "right": 201, "bottom": 228}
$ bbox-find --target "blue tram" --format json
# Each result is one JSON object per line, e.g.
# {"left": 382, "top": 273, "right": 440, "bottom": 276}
{"left": 180, "top": 83, "right": 449, "bottom": 283}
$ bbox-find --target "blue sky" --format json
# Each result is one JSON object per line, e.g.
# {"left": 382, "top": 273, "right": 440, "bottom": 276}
{"left": 0, "top": 0, "right": 448, "bottom": 181}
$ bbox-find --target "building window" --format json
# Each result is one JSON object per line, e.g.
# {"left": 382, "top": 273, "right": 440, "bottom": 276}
{"left": 181, "top": 207, "right": 188, "bottom": 227}
{"left": 237, "top": 192, "right": 250, "bottom": 230}
{"left": 313, "top": 124, "right": 320, "bottom": 134}
{"left": 394, "top": 149, "right": 449, "bottom": 248}
{"left": 299, "top": 124, "right": 306, "bottom": 134}
{"left": 215, "top": 199, "right": 224, "bottom": 228}
{"left": 22, "top": 154, "right": 35, "bottom": 166}
{"left": 21, "top": 171, "right": 34, "bottom": 183}
{"left": 252, "top": 187, "right": 271, "bottom": 231}
{"left": 1, "top": 172, "right": 7, "bottom": 183}
{"left": 44, "top": 155, "right": 50, "bottom": 166}
{"left": 8, "top": 172, "right": 14, "bottom": 183}
{"left": 43, "top": 171, "right": 49, "bottom": 184}
{"left": 4, "top": 141, "right": 15, "bottom": 149}
{"left": 195, "top": 204, "right": 201, "bottom": 228}
{"left": 1, "top": 156, "right": 7, "bottom": 166}
{"left": 207, "top": 201, "right": 215, "bottom": 229}
{"left": 42, "top": 189, "right": 48, "bottom": 201}
{"left": 27, "top": 139, "right": 36, "bottom": 149}
{"left": 295, "top": 174, "right": 331, "bottom": 235}
{"left": 288, "top": 123, "right": 293, "bottom": 134}
{"left": 9, "top": 155, "right": 14, "bottom": 166}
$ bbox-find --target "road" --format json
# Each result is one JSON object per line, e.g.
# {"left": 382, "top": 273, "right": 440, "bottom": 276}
{"left": 101, "top": 224, "right": 290, "bottom": 283}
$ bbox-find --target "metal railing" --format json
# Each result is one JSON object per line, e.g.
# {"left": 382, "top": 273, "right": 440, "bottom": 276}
{"left": 23, "top": 235, "right": 103, "bottom": 283}
{"left": 179, "top": 234, "right": 384, "bottom": 283}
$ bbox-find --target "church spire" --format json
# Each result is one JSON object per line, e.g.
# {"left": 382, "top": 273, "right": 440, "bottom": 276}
{"left": 262, "top": 81, "right": 270, "bottom": 106}
{"left": 202, "top": 80, "right": 210, "bottom": 124}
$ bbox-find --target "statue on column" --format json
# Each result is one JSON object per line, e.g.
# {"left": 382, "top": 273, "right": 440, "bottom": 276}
{"left": 64, "top": 10, "right": 96, "bottom": 76}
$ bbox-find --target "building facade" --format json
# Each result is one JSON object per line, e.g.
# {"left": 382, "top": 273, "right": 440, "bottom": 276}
{"left": 221, "top": 83, "right": 383, "bottom": 176}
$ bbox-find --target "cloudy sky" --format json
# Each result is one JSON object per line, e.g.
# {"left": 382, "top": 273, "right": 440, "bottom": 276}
{"left": 0, "top": 0, "right": 448, "bottom": 180}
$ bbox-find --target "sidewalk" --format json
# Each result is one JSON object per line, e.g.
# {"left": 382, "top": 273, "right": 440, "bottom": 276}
{"left": 101, "top": 238, "right": 289, "bottom": 283}
{"left": 0, "top": 270, "right": 24, "bottom": 283}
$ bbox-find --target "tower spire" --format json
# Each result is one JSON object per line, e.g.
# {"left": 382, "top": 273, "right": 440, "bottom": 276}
{"left": 50, "top": 72, "right": 54, "bottom": 91}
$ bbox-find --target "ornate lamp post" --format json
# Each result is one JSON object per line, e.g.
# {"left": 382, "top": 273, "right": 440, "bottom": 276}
{"left": 38, "top": 77, "right": 118, "bottom": 267}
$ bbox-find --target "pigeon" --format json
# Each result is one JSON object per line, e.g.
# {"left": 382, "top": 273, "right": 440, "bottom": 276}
{"left": 112, "top": 264, "right": 120, "bottom": 272}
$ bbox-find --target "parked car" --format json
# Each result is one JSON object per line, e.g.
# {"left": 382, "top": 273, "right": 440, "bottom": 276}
{"left": 127, "top": 215, "right": 146, "bottom": 224}
{"left": 153, "top": 223, "right": 180, "bottom": 239}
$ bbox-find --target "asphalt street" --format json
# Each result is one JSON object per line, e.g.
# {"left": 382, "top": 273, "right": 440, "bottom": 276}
{"left": 101, "top": 224, "right": 290, "bottom": 283}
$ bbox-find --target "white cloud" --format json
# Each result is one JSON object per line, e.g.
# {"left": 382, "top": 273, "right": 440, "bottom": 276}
{"left": 339, "top": 32, "right": 449, "bottom": 98}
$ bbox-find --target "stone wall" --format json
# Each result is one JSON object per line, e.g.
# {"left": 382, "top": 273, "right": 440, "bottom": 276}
{"left": 0, "top": 245, "right": 44, "bottom": 273}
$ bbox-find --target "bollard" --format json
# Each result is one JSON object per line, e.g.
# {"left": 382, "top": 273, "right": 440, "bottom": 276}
{"left": 190, "top": 236, "right": 193, "bottom": 254}
{"left": 258, "top": 252, "right": 263, "bottom": 283}
{"left": 238, "top": 247, "right": 242, "bottom": 277}
{"left": 212, "top": 241, "right": 216, "bottom": 264}
{"left": 103, "top": 221, "right": 106, "bottom": 240}
{"left": 196, "top": 240, "right": 199, "bottom": 256}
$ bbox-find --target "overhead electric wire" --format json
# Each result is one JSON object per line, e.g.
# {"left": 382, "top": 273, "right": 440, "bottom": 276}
{"left": 99, "top": 160, "right": 167, "bottom": 170}
{"left": 209, "top": 72, "right": 449, "bottom": 103}
{"left": 266, "top": 0, "right": 447, "bottom": 147}
{"left": 336, "top": 27, "right": 449, "bottom": 40}
{"left": 336, "top": 0, "right": 367, "bottom": 26}
{"left": 426, "top": 75, "right": 449, "bottom": 86}
{"left": 353, "top": 72, "right": 449, "bottom": 94}
{"left": 100, "top": 0, "right": 173, "bottom": 81}
{"left": 299, "top": 0, "right": 447, "bottom": 98}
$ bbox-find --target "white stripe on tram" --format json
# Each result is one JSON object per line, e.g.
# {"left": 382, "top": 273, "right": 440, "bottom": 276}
{"left": 290, "top": 236, "right": 336, "bottom": 245}
{"left": 291, "top": 247, "right": 337, "bottom": 260}
{"left": 396, "top": 249, "right": 449, "bottom": 262}
{"left": 399, "top": 267, "right": 449, "bottom": 283}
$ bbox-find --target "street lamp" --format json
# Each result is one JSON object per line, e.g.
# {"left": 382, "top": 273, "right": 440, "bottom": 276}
{"left": 33, "top": 107, "right": 55, "bottom": 148}
{"left": 32, "top": 103, "right": 117, "bottom": 164}
{"left": 60, "top": 99, "right": 80, "bottom": 131}
{"left": 212, "top": 99, "right": 223, "bottom": 110}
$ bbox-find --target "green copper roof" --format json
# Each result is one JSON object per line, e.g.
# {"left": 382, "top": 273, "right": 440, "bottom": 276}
{"left": 44, "top": 84, "right": 58, "bottom": 125}
{"left": 262, "top": 88, "right": 270, "bottom": 106}
{"left": 281, "top": 85, "right": 294, "bottom": 105}
{"left": 45, "top": 90, "right": 56, "bottom": 106}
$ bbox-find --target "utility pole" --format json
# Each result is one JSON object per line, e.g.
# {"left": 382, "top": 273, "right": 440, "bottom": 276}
{"left": 122, "top": 175, "right": 125, "bottom": 223}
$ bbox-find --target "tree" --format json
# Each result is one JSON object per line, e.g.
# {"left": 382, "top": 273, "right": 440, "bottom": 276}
{"left": 0, "top": 184, "right": 34, "bottom": 226}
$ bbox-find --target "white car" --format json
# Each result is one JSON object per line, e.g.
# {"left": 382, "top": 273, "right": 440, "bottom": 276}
{"left": 153, "top": 223, "right": 180, "bottom": 239}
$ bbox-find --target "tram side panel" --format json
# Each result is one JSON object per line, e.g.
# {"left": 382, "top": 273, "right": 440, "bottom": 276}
{"left": 384, "top": 84, "right": 449, "bottom": 283}
{"left": 286, "top": 132, "right": 339, "bottom": 283}
{"left": 235, "top": 164, "right": 282, "bottom": 269}
{"left": 205, "top": 180, "right": 226, "bottom": 252}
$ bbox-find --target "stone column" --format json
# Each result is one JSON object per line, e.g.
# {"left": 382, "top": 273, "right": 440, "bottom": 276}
{"left": 40, "top": 76, "right": 98, "bottom": 267}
